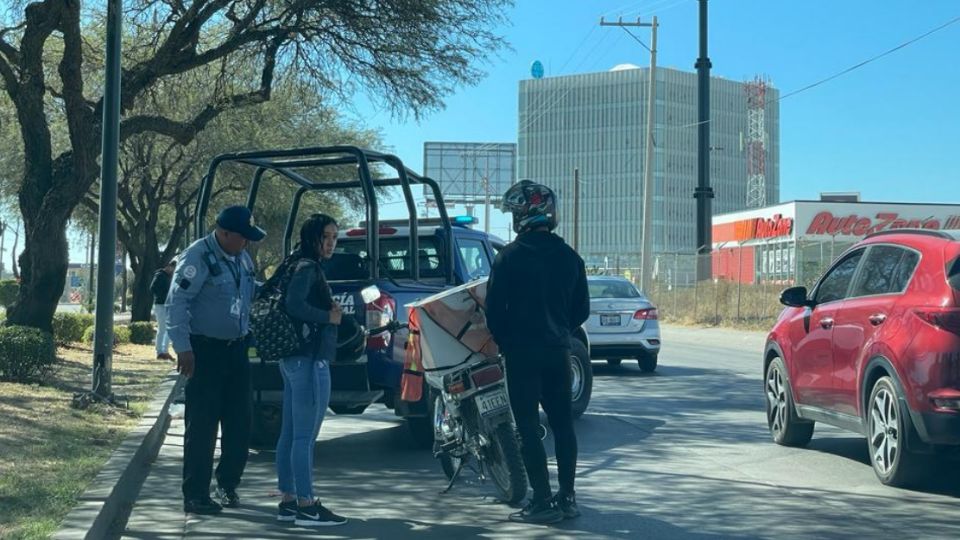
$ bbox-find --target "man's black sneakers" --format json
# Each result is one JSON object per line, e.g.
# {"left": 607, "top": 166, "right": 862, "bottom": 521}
{"left": 215, "top": 487, "right": 240, "bottom": 508}
{"left": 277, "top": 500, "right": 298, "bottom": 522}
{"left": 551, "top": 492, "right": 581, "bottom": 519}
{"left": 183, "top": 497, "right": 223, "bottom": 515}
{"left": 294, "top": 501, "right": 348, "bottom": 527}
{"left": 508, "top": 499, "right": 563, "bottom": 524}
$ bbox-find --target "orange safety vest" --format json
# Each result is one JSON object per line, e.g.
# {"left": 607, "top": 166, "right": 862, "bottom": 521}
{"left": 400, "top": 309, "right": 424, "bottom": 402}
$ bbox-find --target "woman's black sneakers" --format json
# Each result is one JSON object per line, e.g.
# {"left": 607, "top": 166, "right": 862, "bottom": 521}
{"left": 277, "top": 500, "right": 298, "bottom": 522}
{"left": 294, "top": 501, "right": 348, "bottom": 527}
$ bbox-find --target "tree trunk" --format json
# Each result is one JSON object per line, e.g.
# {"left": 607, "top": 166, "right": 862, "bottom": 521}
{"left": 8, "top": 213, "right": 70, "bottom": 332}
{"left": 125, "top": 225, "right": 162, "bottom": 322}
{"left": 10, "top": 222, "right": 20, "bottom": 281}
{"left": 130, "top": 252, "right": 159, "bottom": 321}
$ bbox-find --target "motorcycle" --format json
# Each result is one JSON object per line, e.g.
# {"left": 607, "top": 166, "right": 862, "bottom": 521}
{"left": 404, "top": 280, "right": 528, "bottom": 503}
{"left": 428, "top": 354, "right": 528, "bottom": 504}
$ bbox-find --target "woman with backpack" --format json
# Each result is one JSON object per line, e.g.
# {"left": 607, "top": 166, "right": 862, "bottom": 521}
{"left": 273, "top": 214, "right": 348, "bottom": 527}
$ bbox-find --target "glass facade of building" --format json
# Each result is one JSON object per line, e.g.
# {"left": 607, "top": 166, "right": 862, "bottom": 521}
{"left": 518, "top": 66, "right": 780, "bottom": 268}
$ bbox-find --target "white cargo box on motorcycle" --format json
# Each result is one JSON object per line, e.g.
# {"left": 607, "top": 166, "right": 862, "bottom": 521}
{"left": 408, "top": 274, "right": 594, "bottom": 420}
{"left": 407, "top": 278, "right": 498, "bottom": 376}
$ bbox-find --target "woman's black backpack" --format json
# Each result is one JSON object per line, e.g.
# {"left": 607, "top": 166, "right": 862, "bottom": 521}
{"left": 250, "top": 257, "right": 307, "bottom": 361}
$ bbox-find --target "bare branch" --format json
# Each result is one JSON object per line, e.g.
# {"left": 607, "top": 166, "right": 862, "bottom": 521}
{"left": 121, "top": 37, "right": 280, "bottom": 144}
{"left": 0, "top": 53, "right": 16, "bottom": 98}
{"left": 0, "top": 22, "right": 23, "bottom": 64}
{"left": 0, "top": 24, "right": 21, "bottom": 95}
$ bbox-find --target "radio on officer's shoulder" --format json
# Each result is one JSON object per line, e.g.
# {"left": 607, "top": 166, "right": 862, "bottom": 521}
{"left": 202, "top": 250, "right": 222, "bottom": 277}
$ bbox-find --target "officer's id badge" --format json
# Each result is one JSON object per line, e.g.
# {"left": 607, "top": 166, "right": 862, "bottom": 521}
{"left": 230, "top": 297, "right": 242, "bottom": 318}
{"left": 183, "top": 265, "right": 198, "bottom": 279}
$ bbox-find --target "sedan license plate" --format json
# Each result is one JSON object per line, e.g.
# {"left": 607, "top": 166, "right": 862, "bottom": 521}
{"left": 476, "top": 390, "right": 510, "bottom": 417}
{"left": 600, "top": 314, "right": 621, "bottom": 326}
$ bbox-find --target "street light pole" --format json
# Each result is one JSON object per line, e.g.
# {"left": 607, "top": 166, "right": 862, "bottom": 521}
{"left": 694, "top": 0, "right": 715, "bottom": 281}
{"left": 90, "top": 0, "right": 122, "bottom": 402}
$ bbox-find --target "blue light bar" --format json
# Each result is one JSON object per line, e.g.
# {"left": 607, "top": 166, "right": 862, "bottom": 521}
{"left": 452, "top": 216, "right": 478, "bottom": 226}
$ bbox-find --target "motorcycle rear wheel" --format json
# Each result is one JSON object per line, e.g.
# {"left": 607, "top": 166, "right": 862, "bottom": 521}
{"left": 484, "top": 422, "right": 528, "bottom": 504}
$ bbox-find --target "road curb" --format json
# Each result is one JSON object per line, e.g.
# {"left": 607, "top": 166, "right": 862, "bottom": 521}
{"left": 53, "top": 371, "right": 183, "bottom": 540}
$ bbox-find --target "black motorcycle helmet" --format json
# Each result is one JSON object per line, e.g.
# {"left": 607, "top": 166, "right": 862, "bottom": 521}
{"left": 500, "top": 179, "right": 558, "bottom": 234}
{"left": 335, "top": 316, "right": 366, "bottom": 361}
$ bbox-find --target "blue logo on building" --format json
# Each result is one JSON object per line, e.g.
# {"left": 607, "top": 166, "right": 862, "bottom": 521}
{"left": 531, "top": 60, "right": 544, "bottom": 79}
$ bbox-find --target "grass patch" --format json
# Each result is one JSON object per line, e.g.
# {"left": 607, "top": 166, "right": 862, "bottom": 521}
{"left": 0, "top": 342, "right": 172, "bottom": 539}
{"left": 649, "top": 280, "right": 786, "bottom": 331}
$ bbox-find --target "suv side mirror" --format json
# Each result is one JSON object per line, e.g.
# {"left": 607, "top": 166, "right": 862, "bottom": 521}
{"left": 780, "top": 286, "right": 812, "bottom": 308}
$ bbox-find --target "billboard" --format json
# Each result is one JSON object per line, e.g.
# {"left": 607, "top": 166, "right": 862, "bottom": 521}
{"left": 423, "top": 142, "right": 516, "bottom": 204}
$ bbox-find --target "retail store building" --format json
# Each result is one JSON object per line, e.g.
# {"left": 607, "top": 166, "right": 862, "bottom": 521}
{"left": 712, "top": 200, "right": 960, "bottom": 285}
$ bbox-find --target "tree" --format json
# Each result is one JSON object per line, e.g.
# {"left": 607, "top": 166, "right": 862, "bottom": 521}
{"left": 0, "top": 0, "right": 509, "bottom": 331}
{"left": 78, "top": 76, "right": 381, "bottom": 321}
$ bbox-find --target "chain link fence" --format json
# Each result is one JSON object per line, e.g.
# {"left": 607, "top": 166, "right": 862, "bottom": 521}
{"left": 587, "top": 239, "right": 853, "bottom": 329}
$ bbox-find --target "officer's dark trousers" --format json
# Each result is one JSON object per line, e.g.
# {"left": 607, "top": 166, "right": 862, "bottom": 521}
{"left": 182, "top": 335, "right": 251, "bottom": 500}
{"left": 504, "top": 346, "right": 578, "bottom": 503}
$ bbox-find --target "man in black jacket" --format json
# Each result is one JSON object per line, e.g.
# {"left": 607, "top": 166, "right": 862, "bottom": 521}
{"left": 486, "top": 180, "right": 590, "bottom": 524}
{"left": 150, "top": 259, "right": 176, "bottom": 361}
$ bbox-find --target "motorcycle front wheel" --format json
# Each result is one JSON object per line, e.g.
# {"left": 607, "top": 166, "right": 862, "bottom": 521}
{"left": 436, "top": 396, "right": 466, "bottom": 480}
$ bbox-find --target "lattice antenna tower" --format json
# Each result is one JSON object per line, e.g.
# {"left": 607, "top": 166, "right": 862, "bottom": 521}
{"left": 745, "top": 76, "right": 768, "bottom": 208}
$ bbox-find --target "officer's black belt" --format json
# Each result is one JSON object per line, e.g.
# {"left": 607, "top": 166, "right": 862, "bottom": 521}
{"left": 191, "top": 334, "right": 248, "bottom": 347}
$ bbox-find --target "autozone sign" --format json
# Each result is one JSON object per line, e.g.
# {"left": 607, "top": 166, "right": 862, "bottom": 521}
{"left": 806, "top": 211, "right": 960, "bottom": 236}
{"left": 734, "top": 214, "right": 793, "bottom": 240}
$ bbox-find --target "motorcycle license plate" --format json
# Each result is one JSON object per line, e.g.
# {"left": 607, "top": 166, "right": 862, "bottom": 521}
{"left": 476, "top": 390, "right": 510, "bottom": 417}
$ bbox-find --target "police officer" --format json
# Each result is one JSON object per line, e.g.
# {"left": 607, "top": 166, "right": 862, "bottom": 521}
{"left": 167, "top": 205, "right": 264, "bottom": 515}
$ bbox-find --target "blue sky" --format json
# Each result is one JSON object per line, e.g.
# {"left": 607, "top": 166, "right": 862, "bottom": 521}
{"left": 45, "top": 1, "right": 960, "bottom": 265}
{"left": 360, "top": 0, "right": 960, "bottom": 235}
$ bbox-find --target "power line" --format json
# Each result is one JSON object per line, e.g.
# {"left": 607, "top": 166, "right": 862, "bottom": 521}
{"left": 602, "top": 0, "right": 691, "bottom": 19}
{"left": 778, "top": 14, "right": 960, "bottom": 101}
{"left": 670, "top": 13, "right": 960, "bottom": 131}
{"left": 463, "top": 26, "right": 604, "bottom": 158}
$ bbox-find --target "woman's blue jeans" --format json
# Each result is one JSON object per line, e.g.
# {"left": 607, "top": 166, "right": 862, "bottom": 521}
{"left": 275, "top": 355, "right": 331, "bottom": 500}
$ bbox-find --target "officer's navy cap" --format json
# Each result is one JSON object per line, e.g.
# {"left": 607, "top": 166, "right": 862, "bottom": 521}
{"left": 216, "top": 205, "right": 266, "bottom": 241}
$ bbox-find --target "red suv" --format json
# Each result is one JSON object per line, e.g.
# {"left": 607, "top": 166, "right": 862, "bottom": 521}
{"left": 765, "top": 229, "right": 960, "bottom": 486}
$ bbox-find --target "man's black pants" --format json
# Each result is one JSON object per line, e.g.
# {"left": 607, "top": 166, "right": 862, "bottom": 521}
{"left": 182, "top": 335, "right": 251, "bottom": 500}
{"left": 504, "top": 346, "right": 578, "bottom": 502}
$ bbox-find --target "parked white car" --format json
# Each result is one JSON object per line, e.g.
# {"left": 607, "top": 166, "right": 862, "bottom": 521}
{"left": 585, "top": 276, "right": 661, "bottom": 372}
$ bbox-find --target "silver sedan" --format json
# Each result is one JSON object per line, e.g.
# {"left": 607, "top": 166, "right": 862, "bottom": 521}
{"left": 585, "top": 276, "right": 661, "bottom": 372}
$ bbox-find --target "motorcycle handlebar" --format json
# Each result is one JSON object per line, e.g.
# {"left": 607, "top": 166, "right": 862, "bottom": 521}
{"left": 365, "top": 320, "right": 408, "bottom": 336}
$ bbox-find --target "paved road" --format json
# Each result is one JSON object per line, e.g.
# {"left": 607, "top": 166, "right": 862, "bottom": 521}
{"left": 56, "top": 303, "right": 133, "bottom": 323}
{"left": 121, "top": 325, "right": 960, "bottom": 539}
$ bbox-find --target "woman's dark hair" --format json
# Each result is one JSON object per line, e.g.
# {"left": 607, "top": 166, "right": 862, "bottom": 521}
{"left": 297, "top": 213, "right": 339, "bottom": 260}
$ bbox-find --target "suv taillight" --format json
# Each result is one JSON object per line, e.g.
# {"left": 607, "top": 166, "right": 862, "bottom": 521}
{"left": 913, "top": 308, "right": 960, "bottom": 335}
{"left": 366, "top": 291, "right": 396, "bottom": 349}
{"left": 634, "top": 308, "right": 658, "bottom": 320}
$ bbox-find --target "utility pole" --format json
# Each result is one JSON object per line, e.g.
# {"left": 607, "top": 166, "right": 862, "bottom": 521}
{"left": 573, "top": 167, "right": 580, "bottom": 252}
{"left": 600, "top": 16, "right": 658, "bottom": 293}
{"left": 694, "top": 0, "right": 715, "bottom": 280}
{"left": 482, "top": 178, "right": 491, "bottom": 235}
